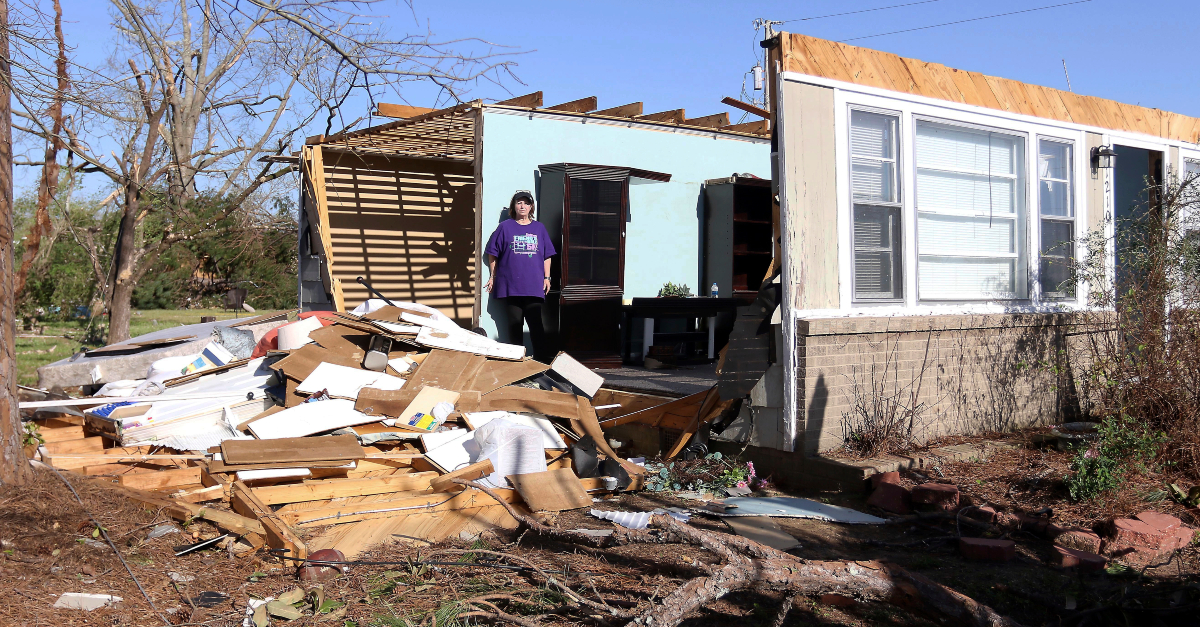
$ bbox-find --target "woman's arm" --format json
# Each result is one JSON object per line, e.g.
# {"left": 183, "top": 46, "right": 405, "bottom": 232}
{"left": 543, "top": 257, "right": 551, "bottom": 295}
{"left": 486, "top": 254, "right": 497, "bottom": 293}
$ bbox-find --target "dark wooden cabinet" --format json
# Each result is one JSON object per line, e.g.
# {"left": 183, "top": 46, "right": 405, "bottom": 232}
{"left": 704, "top": 176, "right": 773, "bottom": 302}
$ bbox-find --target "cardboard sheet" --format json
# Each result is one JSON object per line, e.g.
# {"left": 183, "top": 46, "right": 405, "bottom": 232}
{"left": 248, "top": 399, "right": 376, "bottom": 439}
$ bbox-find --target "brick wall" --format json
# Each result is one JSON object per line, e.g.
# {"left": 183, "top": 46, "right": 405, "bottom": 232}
{"left": 796, "top": 313, "right": 1093, "bottom": 455}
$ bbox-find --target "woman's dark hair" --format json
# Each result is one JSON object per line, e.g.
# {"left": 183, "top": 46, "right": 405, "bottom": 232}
{"left": 508, "top": 190, "right": 536, "bottom": 220}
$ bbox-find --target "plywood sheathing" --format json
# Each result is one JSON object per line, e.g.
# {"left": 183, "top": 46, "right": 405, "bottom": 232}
{"left": 779, "top": 32, "right": 1200, "bottom": 143}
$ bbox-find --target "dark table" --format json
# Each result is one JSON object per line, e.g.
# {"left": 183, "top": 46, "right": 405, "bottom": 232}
{"left": 623, "top": 297, "right": 743, "bottom": 361}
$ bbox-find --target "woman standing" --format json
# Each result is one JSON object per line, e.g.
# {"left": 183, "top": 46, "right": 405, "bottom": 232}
{"left": 485, "top": 190, "right": 556, "bottom": 361}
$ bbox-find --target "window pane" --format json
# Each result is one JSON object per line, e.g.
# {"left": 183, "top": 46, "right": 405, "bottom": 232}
{"left": 1039, "top": 179, "right": 1070, "bottom": 217}
{"left": 1186, "top": 159, "right": 1200, "bottom": 179}
{"left": 917, "top": 170, "right": 1016, "bottom": 215}
{"left": 567, "top": 178, "right": 623, "bottom": 286}
{"left": 915, "top": 120, "right": 1025, "bottom": 300}
{"left": 1040, "top": 219, "right": 1074, "bottom": 297}
{"left": 919, "top": 257, "right": 1016, "bottom": 299}
{"left": 852, "top": 158, "right": 894, "bottom": 203}
{"left": 918, "top": 213, "right": 1014, "bottom": 255}
{"left": 853, "top": 205, "right": 902, "bottom": 299}
{"left": 1039, "top": 141, "right": 1070, "bottom": 180}
{"left": 850, "top": 110, "right": 894, "bottom": 159}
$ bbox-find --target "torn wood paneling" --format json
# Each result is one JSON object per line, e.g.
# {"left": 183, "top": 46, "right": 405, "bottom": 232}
{"left": 507, "top": 468, "right": 591, "bottom": 511}
{"left": 465, "top": 358, "right": 549, "bottom": 394}
{"left": 220, "top": 434, "right": 363, "bottom": 465}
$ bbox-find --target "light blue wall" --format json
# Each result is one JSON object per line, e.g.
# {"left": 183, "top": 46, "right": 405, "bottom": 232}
{"left": 479, "top": 110, "right": 770, "bottom": 340}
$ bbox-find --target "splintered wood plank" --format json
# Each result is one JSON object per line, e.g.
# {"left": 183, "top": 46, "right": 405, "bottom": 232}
{"left": 477, "top": 386, "right": 579, "bottom": 418}
{"left": 37, "top": 426, "right": 85, "bottom": 442}
{"left": 251, "top": 472, "right": 438, "bottom": 505}
{"left": 117, "top": 467, "right": 203, "bottom": 491}
{"left": 430, "top": 459, "right": 494, "bottom": 493}
{"left": 43, "top": 437, "right": 105, "bottom": 455}
{"left": 464, "top": 358, "right": 549, "bottom": 394}
{"left": 507, "top": 469, "right": 590, "bottom": 512}
{"left": 665, "top": 389, "right": 725, "bottom": 460}
{"left": 231, "top": 481, "right": 308, "bottom": 560}
{"left": 376, "top": 103, "right": 436, "bottom": 118}
{"left": 283, "top": 487, "right": 518, "bottom": 527}
{"left": 221, "top": 434, "right": 363, "bottom": 465}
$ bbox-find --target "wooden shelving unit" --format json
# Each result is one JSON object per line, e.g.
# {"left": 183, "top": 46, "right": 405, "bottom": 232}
{"left": 704, "top": 176, "right": 773, "bottom": 301}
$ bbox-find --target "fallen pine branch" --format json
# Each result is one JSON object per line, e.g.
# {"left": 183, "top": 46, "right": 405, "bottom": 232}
{"left": 452, "top": 478, "right": 1025, "bottom": 627}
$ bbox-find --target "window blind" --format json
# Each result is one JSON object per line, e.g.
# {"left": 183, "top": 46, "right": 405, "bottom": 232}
{"left": 915, "top": 121, "right": 1025, "bottom": 300}
{"left": 851, "top": 110, "right": 902, "bottom": 300}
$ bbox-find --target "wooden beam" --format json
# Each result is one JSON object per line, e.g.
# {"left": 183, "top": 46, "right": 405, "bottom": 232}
{"left": 283, "top": 487, "right": 518, "bottom": 527}
{"left": 495, "top": 91, "right": 543, "bottom": 108}
{"left": 635, "top": 109, "right": 685, "bottom": 123}
{"left": 721, "top": 96, "right": 771, "bottom": 119}
{"left": 593, "top": 102, "right": 643, "bottom": 117}
{"left": 231, "top": 481, "right": 308, "bottom": 559}
{"left": 665, "top": 388, "right": 723, "bottom": 460}
{"left": 108, "top": 483, "right": 265, "bottom": 537}
{"left": 429, "top": 459, "right": 494, "bottom": 493}
{"left": 250, "top": 472, "right": 438, "bottom": 505}
{"left": 376, "top": 103, "right": 436, "bottom": 119}
{"left": 117, "top": 466, "right": 203, "bottom": 491}
{"left": 545, "top": 96, "right": 598, "bottom": 113}
{"left": 682, "top": 113, "right": 730, "bottom": 128}
{"left": 721, "top": 119, "right": 770, "bottom": 134}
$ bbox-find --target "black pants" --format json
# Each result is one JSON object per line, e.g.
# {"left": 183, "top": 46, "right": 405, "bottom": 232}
{"left": 504, "top": 296, "right": 547, "bottom": 362}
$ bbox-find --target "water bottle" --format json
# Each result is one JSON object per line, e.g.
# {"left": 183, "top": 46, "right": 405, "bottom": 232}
{"left": 710, "top": 282, "right": 719, "bottom": 298}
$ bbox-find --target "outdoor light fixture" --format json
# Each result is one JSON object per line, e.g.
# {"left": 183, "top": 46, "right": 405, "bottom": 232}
{"left": 1092, "top": 144, "right": 1117, "bottom": 169}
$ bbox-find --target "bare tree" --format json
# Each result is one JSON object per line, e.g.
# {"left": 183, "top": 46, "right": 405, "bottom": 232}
{"left": 18, "top": 0, "right": 518, "bottom": 343}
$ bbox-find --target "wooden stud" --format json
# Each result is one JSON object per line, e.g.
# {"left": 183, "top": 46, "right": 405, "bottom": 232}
{"left": 720, "top": 97, "right": 770, "bottom": 119}
{"left": 721, "top": 120, "right": 770, "bottom": 135}
{"left": 494, "top": 91, "right": 543, "bottom": 108}
{"left": 545, "top": 96, "right": 598, "bottom": 113}
{"left": 117, "top": 467, "right": 203, "bottom": 491}
{"left": 231, "top": 481, "right": 308, "bottom": 560}
{"left": 682, "top": 113, "right": 730, "bottom": 128}
{"left": 429, "top": 459, "right": 494, "bottom": 493}
{"left": 251, "top": 472, "right": 438, "bottom": 505}
{"left": 635, "top": 109, "right": 685, "bottom": 123}
{"left": 593, "top": 102, "right": 643, "bottom": 117}
{"left": 376, "top": 103, "right": 436, "bottom": 119}
{"left": 665, "top": 388, "right": 724, "bottom": 460}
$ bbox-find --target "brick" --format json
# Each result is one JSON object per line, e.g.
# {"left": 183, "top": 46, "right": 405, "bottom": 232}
{"left": 866, "top": 482, "right": 912, "bottom": 515}
{"left": 964, "top": 506, "right": 998, "bottom": 523}
{"left": 1017, "top": 514, "right": 1052, "bottom": 536}
{"left": 959, "top": 538, "right": 1016, "bottom": 562}
{"left": 1052, "top": 546, "right": 1106, "bottom": 571}
{"left": 1133, "top": 511, "right": 1182, "bottom": 533}
{"left": 1109, "top": 546, "right": 1168, "bottom": 569}
{"left": 1053, "top": 528, "right": 1102, "bottom": 554}
{"left": 870, "top": 471, "right": 900, "bottom": 490}
{"left": 912, "top": 483, "right": 960, "bottom": 512}
{"left": 1167, "top": 527, "right": 1197, "bottom": 551}
{"left": 1107, "top": 518, "right": 1165, "bottom": 551}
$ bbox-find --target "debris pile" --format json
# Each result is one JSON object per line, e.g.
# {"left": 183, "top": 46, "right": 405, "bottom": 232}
{"left": 22, "top": 301, "right": 727, "bottom": 562}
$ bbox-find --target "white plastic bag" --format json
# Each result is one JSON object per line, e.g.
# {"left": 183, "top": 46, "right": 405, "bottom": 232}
{"left": 471, "top": 417, "right": 547, "bottom": 488}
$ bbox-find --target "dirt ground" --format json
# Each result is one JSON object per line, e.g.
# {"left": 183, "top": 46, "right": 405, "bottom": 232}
{"left": 2, "top": 430, "right": 1198, "bottom": 627}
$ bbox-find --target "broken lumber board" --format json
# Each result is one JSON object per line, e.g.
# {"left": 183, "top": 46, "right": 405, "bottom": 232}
{"left": 37, "top": 425, "right": 86, "bottom": 442}
{"left": 477, "top": 386, "right": 579, "bottom": 418}
{"left": 507, "top": 469, "right": 591, "bottom": 511}
{"left": 665, "top": 388, "right": 723, "bottom": 460}
{"left": 172, "top": 484, "right": 226, "bottom": 504}
{"left": 284, "top": 487, "right": 519, "bottom": 527}
{"left": 597, "top": 388, "right": 709, "bottom": 430}
{"left": 251, "top": 472, "right": 438, "bottom": 505}
{"left": 230, "top": 481, "right": 308, "bottom": 559}
{"left": 81, "top": 462, "right": 166, "bottom": 476}
{"left": 108, "top": 483, "right": 264, "bottom": 536}
{"left": 465, "top": 358, "right": 549, "bottom": 394}
{"left": 220, "top": 434, "right": 362, "bottom": 465}
{"left": 429, "top": 459, "right": 494, "bottom": 493}
{"left": 356, "top": 350, "right": 484, "bottom": 415}
{"left": 42, "top": 437, "right": 106, "bottom": 455}
{"left": 117, "top": 466, "right": 203, "bottom": 491}
{"left": 271, "top": 342, "right": 364, "bottom": 382}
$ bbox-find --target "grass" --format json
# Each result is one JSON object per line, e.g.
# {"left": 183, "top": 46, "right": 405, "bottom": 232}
{"left": 16, "top": 308, "right": 282, "bottom": 388}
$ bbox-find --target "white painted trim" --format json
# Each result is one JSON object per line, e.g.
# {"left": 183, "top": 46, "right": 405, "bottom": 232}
{"left": 776, "top": 67, "right": 798, "bottom": 454}
{"left": 482, "top": 107, "right": 771, "bottom": 145}
{"left": 782, "top": 71, "right": 1200, "bottom": 151}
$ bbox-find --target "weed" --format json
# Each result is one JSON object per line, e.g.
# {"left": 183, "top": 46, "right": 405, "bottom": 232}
{"left": 1065, "top": 415, "right": 1167, "bottom": 500}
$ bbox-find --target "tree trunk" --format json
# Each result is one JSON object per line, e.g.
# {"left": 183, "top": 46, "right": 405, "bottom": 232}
{"left": 0, "top": 0, "right": 34, "bottom": 486}
{"left": 13, "top": 0, "right": 66, "bottom": 299}
{"left": 105, "top": 193, "right": 140, "bottom": 345}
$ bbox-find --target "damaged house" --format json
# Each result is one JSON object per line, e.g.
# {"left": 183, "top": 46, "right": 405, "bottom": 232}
{"left": 729, "top": 32, "right": 1200, "bottom": 486}
{"left": 294, "top": 93, "right": 771, "bottom": 367}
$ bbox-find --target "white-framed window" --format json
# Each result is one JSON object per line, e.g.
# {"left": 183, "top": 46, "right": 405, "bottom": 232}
{"left": 914, "top": 118, "right": 1027, "bottom": 300}
{"left": 850, "top": 108, "right": 903, "bottom": 301}
{"left": 1038, "top": 138, "right": 1075, "bottom": 299}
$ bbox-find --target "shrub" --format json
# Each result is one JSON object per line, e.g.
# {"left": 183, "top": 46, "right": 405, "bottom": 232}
{"left": 1065, "top": 415, "right": 1167, "bottom": 501}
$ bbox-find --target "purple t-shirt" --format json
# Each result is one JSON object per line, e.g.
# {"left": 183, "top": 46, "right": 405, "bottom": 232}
{"left": 484, "top": 219, "right": 557, "bottom": 299}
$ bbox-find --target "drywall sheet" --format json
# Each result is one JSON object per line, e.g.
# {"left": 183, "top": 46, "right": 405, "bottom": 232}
{"left": 248, "top": 399, "right": 376, "bottom": 439}
{"left": 296, "top": 362, "right": 405, "bottom": 399}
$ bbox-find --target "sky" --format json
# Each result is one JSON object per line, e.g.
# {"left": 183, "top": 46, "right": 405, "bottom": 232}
{"left": 25, "top": 0, "right": 1200, "bottom": 194}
